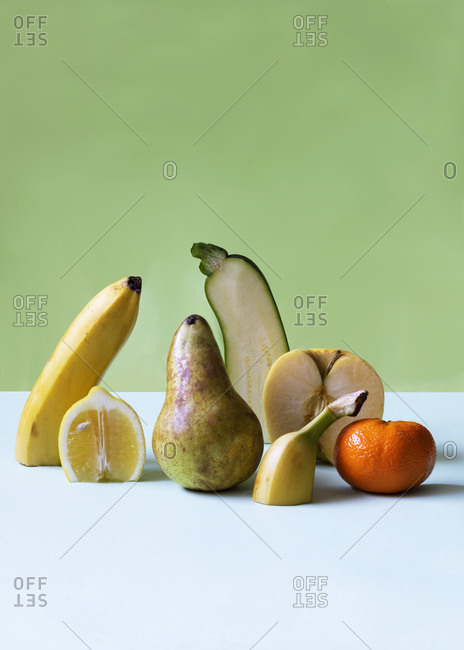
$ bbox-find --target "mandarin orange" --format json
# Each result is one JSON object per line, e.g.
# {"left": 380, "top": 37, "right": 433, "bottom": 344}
{"left": 334, "top": 418, "right": 436, "bottom": 494}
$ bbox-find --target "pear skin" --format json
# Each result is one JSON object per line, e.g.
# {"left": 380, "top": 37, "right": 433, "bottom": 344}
{"left": 153, "top": 315, "right": 264, "bottom": 491}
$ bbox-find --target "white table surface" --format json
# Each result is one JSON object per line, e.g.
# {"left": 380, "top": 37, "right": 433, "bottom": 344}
{"left": 2, "top": 392, "right": 463, "bottom": 650}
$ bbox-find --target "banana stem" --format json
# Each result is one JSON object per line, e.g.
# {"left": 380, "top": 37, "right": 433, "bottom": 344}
{"left": 296, "top": 389, "right": 368, "bottom": 445}
{"left": 296, "top": 408, "right": 339, "bottom": 445}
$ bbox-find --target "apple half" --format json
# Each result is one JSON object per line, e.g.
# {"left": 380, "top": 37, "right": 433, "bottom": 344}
{"left": 263, "top": 349, "right": 384, "bottom": 464}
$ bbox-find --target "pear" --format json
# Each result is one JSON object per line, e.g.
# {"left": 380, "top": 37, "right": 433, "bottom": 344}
{"left": 152, "top": 315, "right": 264, "bottom": 491}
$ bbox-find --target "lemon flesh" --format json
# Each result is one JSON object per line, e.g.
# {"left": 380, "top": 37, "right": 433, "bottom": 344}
{"left": 59, "top": 387, "right": 145, "bottom": 482}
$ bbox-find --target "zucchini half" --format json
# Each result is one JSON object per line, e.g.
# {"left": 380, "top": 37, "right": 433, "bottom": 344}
{"left": 191, "top": 243, "right": 289, "bottom": 442}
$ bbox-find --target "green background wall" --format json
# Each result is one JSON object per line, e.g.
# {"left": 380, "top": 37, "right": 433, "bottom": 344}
{"left": 2, "top": 1, "right": 463, "bottom": 392}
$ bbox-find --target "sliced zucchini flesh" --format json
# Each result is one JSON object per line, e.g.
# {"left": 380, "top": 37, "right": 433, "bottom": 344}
{"left": 192, "top": 243, "right": 289, "bottom": 442}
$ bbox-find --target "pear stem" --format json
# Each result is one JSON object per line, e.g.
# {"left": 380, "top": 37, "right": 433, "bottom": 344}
{"left": 296, "top": 389, "right": 368, "bottom": 445}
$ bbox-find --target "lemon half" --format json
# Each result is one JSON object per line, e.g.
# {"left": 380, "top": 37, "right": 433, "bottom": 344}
{"left": 59, "top": 386, "right": 145, "bottom": 482}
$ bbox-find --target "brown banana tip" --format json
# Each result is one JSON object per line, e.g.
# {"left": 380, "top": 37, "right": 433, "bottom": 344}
{"left": 185, "top": 315, "right": 197, "bottom": 325}
{"left": 127, "top": 276, "right": 142, "bottom": 294}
